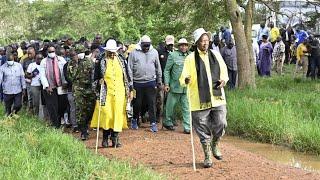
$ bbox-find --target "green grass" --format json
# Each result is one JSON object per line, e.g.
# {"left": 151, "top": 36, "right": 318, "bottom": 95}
{"left": 0, "top": 107, "right": 163, "bottom": 180}
{"left": 226, "top": 64, "right": 320, "bottom": 154}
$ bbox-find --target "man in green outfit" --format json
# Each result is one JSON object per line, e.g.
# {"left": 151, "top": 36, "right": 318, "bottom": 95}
{"left": 163, "top": 38, "right": 190, "bottom": 134}
{"left": 66, "top": 45, "right": 95, "bottom": 140}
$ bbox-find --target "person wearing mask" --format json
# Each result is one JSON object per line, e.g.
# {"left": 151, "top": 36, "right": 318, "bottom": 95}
{"left": 180, "top": 28, "right": 228, "bottom": 168}
{"left": 91, "top": 39, "right": 133, "bottom": 147}
{"left": 0, "top": 53, "right": 26, "bottom": 115}
{"left": 39, "top": 45, "right": 68, "bottom": 128}
{"left": 26, "top": 53, "right": 42, "bottom": 116}
{"left": 163, "top": 38, "right": 191, "bottom": 133}
{"left": 258, "top": 35, "right": 273, "bottom": 76}
{"left": 272, "top": 37, "right": 286, "bottom": 75}
{"left": 220, "top": 41, "right": 237, "bottom": 89}
{"left": 128, "top": 35, "right": 162, "bottom": 132}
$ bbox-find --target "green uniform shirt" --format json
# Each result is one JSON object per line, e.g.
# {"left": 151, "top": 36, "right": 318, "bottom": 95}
{"left": 164, "top": 50, "right": 189, "bottom": 94}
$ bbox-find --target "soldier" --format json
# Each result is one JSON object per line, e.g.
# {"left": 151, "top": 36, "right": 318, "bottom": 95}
{"left": 163, "top": 38, "right": 191, "bottom": 133}
{"left": 67, "top": 45, "right": 95, "bottom": 140}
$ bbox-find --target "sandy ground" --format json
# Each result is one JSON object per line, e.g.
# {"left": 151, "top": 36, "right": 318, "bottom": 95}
{"left": 76, "top": 124, "right": 320, "bottom": 180}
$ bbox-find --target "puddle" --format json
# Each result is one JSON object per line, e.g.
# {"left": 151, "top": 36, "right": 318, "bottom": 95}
{"left": 223, "top": 136, "right": 320, "bottom": 171}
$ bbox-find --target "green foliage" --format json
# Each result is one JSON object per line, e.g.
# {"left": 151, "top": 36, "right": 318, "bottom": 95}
{"left": 0, "top": 108, "right": 163, "bottom": 179}
{"left": 0, "top": 0, "right": 229, "bottom": 46}
{"left": 226, "top": 65, "right": 320, "bottom": 154}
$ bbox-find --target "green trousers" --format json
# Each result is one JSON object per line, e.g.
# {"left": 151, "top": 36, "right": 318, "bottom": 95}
{"left": 164, "top": 92, "right": 190, "bottom": 130}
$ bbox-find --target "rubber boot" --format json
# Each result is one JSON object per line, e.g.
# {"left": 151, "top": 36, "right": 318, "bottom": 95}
{"left": 102, "top": 129, "right": 110, "bottom": 148}
{"left": 111, "top": 132, "right": 122, "bottom": 148}
{"left": 201, "top": 143, "right": 213, "bottom": 168}
{"left": 211, "top": 138, "right": 222, "bottom": 160}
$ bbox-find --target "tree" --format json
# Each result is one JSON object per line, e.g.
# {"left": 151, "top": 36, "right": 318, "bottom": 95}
{"left": 225, "top": 0, "right": 255, "bottom": 88}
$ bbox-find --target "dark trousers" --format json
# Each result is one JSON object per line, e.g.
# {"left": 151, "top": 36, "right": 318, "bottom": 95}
{"left": 310, "top": 55, "right": 320, "bottom": 79}
{"left": 227, "top": 69, "right": 237, "bottom": 89}
{"left": 43, "top": 89, "right": 68, "bottom": 128}
{"left": 3, "top": 93, "right": 22, "bottom": 116}
{"left": 133, "top": 86, "right": 157, "bottom": 124}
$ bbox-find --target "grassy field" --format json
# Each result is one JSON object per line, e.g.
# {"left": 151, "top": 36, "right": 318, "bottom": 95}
{"left": 0, "top": 107, "right": 163, "bottom": 180}
{"left": 226, "top": 64, "right": 320, "bottom": 154}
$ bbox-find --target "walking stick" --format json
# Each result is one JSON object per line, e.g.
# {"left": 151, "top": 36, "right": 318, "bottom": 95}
{"left": 187, "top": 83, "right": 196, "bottom": 171}
{"left": 95, "top": 82, "right": 104, "bottom": 154}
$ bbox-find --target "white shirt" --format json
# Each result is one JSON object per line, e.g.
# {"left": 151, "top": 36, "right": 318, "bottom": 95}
{"left": 39, "top": 56, "right": 67, "bottom": 89}
{"left": 27, "top": 62, "right": 41, "bottom": 86}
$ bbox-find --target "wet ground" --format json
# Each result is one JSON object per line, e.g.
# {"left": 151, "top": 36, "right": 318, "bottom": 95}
{"left": 74, "top": 124, "right": 320, "bottom": 179}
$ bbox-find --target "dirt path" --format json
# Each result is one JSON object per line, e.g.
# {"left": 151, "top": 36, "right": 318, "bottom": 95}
{"left": 82, "top": 124, "right": 320, "bottom": 179}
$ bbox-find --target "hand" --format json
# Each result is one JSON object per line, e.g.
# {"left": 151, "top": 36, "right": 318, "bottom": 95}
{"left": 185, "top": 76, "right": 191, "bottom": 85}
{"left": 217, "top": 80, "right": 226, "bottom": 89}
{"left": 99, "top": 78, "right": 104, "bottom": 85}
{"left": 46, "top": 86, "right": 53, "bottom": 95}
{"left": 157, "top": 83, "right": 163, "bottom": 90}
{"left": 128, "top": 91, "right": 133, "bottom": 101}
{"left": 164, "top": 85, "right": 170, "bottom": 92}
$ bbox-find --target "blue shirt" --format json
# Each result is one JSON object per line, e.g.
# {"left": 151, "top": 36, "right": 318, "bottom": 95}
{"left": 257, "top": 27, "right": 270, "bottom": 41}
{"left": 0, "top": 62, "right": 26, "bottom": 94}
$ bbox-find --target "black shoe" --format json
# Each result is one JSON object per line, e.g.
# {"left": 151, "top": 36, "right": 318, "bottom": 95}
{"left": 214, "top": 155, "right": 223, "bottom": 160}
{"left": 183, "top": 129, "right": 190, "bottom": 134}
{"left": 102, "top": 139, "right": 108, "bottom": 148}
{"left": 72, "top": 127, "right": 79, "bottom": 133}
{"left": 111, "top": 138, "right": 122, "bottom": 148}
{"left": 163, "top": 125, "right": 175, "bottom": 131}
{"left": 80, "top": 132, "right": 89, "bottom": 141}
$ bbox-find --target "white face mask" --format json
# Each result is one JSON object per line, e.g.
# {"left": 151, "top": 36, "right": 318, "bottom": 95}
{"left": 48, "top": 52, "right": 56, "bottom": 58}
{"left": 78, "top": 53, "right": 85, "bottom": 60}
{"left": 7, "top": 61, "right": 14, "bottom": 66}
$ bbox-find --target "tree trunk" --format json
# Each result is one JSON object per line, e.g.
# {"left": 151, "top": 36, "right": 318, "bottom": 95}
{"left": 244, "top": 0, "right": 256, "bottom": 88}
{"left": 225, "top": 0, "right": 254, "bottom": 88}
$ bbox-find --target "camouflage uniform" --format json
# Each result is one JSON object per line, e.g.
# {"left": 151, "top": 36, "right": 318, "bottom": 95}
{"left": 67, "top": 56, "right": 95, "bottom": 135}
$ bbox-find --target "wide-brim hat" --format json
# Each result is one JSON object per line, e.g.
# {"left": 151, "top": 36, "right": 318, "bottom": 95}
{"left": 193, "top": 28, "right": 211, "bottom": 43}
{"left": 104, "top": 39, "right": 120, "bottom": 52}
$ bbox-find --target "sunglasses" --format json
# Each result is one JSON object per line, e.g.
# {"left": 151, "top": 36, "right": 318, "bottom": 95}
{"left": 48, "top": 51, "right": 55, "bottom": 53}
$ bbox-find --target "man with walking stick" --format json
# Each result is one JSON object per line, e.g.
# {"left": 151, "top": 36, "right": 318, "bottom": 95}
{"left": 180, "top": 28, "right": 229, "bottom": 168}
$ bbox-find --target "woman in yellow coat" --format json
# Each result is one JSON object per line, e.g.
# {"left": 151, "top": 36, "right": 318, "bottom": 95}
{"left": 91, "top": 39, "right": 133, "bottom": 148}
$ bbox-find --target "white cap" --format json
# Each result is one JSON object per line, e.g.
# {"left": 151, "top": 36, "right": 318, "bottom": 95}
{"left": 104, "top": 39, "right": 119, "bottom": 52}
{"left": 193, "top": 28, "right": 210, "bottom": 43}
{"left": 141, "top": 35, "right": 151, "bottom": 43}
{"left": 178, "top": 38, "right": 188, "bottom": 45}
{"left": 165, "top": 35, "right": 174, "bottom": 45}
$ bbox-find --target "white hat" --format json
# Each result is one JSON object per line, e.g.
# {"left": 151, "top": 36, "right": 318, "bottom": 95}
{"left": 193, "top": 28, "right": 210, "bottom": 43}
{"left": 104, "top": 39, "right": 119, "bottom": 52}
{"left": 178, "top": 38, "right": 188, "bottom": 45}
{"left": 141, "top": 35, "right": 151, "bottom": 43}
{"left": 165, "top": 35, "right": 174, "bottom": 45}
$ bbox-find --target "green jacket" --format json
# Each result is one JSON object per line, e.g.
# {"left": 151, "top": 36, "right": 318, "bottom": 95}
{"left": 164, "top": 50, "right": 190, "bottom": 94}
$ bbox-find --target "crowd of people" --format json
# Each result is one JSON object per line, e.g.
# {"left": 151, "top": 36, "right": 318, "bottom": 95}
{"left": 0, "top": 23, "right": 318, "bottom": 168}
{"left": 255, "top": 22, "right": 320, "bottom": 79}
